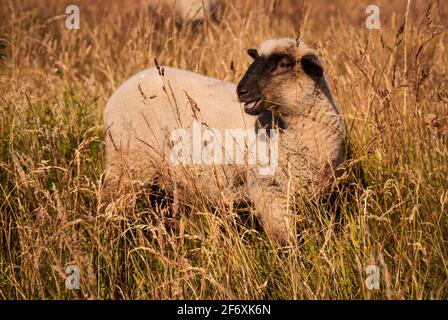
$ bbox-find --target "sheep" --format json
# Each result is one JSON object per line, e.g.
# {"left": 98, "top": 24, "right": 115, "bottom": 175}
{"left": 103, "top": 38, "right": 347, "bottom": 245}
{"left": 237, "top": 39, "right": 347, "bottom": 244}
{"left": 143, "top": 0, "right": 218, "bottom": 22}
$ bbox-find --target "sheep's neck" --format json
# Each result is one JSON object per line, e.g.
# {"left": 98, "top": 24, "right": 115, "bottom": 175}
{"left": 277, "top": 97, "right": 346, "bottom": 169}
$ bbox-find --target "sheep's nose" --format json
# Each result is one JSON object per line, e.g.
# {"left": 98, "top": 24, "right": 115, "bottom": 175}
{"left": 237, "top": 88, "right": 248, "bottom": 97}
{"left": 237, "top": 83, "right": 248, "bottom": 99}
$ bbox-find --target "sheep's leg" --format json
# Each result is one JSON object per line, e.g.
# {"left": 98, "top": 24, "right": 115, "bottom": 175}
{"left": 102, "top": 157, "right": 160, "bottom": 203}
{"left": 102, "top": 163, "right": 131, "bottom": 201}
{"left": 250, "top": 186, "right": 293, "bottom": 246}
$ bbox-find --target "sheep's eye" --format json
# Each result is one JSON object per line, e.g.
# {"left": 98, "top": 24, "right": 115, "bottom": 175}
{"left": 271, "top": 56, "right": 295, "bottom": 76}
{"left": 280, "top": 61, "right": 293, "bottom": 68}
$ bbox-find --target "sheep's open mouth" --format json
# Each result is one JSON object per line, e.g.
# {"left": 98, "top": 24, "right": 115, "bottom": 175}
{"left": 244, "top": 99, "right": 263, "bottom": 115}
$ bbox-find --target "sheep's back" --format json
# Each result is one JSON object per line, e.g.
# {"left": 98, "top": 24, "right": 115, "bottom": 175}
{"left": 104, "top": 67, "right": 255, "bottom": 194}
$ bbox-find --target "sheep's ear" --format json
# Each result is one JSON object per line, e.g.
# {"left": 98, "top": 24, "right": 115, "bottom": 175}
{"left": 301, "top": 54, "right": 324, "bottom": 78}
{"left": 247, "top": 48, "right": 259, "bottom": 59}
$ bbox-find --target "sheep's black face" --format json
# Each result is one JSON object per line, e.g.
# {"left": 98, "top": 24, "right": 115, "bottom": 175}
{"left": 237, "top": 49, "right": 296, "bottom": 115}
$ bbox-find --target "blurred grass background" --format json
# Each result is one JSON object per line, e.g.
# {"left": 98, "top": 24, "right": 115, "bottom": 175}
{"left": 0, "top": 0, "right": 447, "bottom": 299}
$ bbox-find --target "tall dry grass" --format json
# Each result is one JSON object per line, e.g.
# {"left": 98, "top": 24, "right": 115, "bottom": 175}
{"left": 0, "top": 0, "right": 447, "bottom": 299}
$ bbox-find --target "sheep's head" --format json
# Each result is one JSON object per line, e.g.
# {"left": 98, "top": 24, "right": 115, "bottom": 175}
{"left": 237, "top": 38, "right": 325, "bottom": 116}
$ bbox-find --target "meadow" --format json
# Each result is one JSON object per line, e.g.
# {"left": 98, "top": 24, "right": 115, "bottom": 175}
{"left": 0, "top": 0, "right": 447, "bottom": 299}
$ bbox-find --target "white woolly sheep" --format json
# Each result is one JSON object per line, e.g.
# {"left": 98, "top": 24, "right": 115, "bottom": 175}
{"left": 144, "top": 0, "right": 217, "bottom": 22}
{"left": 104, "top": 38, "right": 347, "bottom": 245}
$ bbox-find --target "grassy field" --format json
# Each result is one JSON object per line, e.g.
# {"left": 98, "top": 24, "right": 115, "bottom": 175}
{"left": 0, "top": 0, "right": 447, "bottom": 299}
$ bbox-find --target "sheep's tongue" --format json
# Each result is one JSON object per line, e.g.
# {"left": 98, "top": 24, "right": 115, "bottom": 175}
{"left": 244, "top": 100, "right": 259, "bottom": 112}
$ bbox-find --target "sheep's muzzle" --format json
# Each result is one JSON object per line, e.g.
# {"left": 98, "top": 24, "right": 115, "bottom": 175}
{"left": 237, "top": 57, "right": 267, "bottom": 115}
